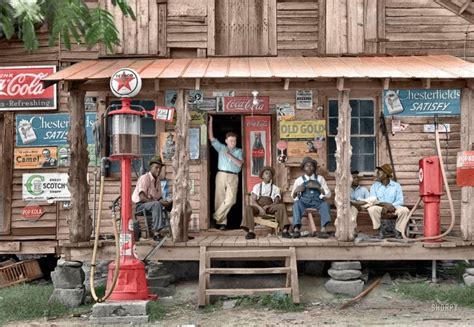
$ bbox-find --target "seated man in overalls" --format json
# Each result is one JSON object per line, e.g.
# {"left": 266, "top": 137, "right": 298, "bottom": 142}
{"left": 241, "top": 166, "right": 291, "bottom": 239}
{"left": 291, "top": 157, "right": 332, "bottom": 238}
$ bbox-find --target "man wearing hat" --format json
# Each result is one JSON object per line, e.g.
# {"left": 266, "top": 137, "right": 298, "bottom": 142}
{"left": 132, "top": 156, "right": 192, "bottom": 240}
{"left": 367, "top": 163, "right": 410, "bottom": 239}
{"left": 291, "top": 157, "right": 331, "bottom": 238}
{"left": 241, "top": 166, "right": 291, "bottom": 239}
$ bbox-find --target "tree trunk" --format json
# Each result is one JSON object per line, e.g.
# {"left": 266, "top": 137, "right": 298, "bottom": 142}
{"left": 171, "top": 89, "right": 191, "bottom": 242}
{"left": 68, "top": 90, "right": 92, "bottom": 243}
{"left": 334, "top": 90, "right": 355, "bottom": 241}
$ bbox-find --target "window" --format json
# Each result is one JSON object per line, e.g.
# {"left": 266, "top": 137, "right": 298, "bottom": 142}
{"left": 327, "top": 99, "right": 376, "bottom": 173}
{"left": 109, "top": 100, "right": 157, "bottom": 175}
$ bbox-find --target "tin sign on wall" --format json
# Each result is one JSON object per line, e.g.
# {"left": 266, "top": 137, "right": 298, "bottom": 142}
{"left": 279, "top": 120, "right": 326, "bottom": 139}
{"left": 383, "top": 89, "right": 460, "bottom": 116}
{"left": 224, "top": 96, "right": 270, "bottom": 113}
{"left": 14, "top": 147, "right": 58, "bottom": 169}
{"left": 0, "top": 66, "right": 57, "bottom": 111}
{"left": 22, "top": 173, "right": 71, "bottom": 201}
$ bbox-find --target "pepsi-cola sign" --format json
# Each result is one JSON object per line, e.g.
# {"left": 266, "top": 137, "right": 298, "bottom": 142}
{"left": 0, "top": 66, "right": 57, "bottom": 111}
{"left": 110, "top": 68, "right": 142, "bottom": 98}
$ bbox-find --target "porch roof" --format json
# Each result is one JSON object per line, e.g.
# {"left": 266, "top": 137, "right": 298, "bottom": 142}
{"left": 43, "top": 55, "right": 474, "bottom": 85}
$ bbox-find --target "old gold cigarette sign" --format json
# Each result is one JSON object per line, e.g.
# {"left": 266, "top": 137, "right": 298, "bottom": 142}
{"left": 279, "top": 120, "right": 326, "bottom": 139}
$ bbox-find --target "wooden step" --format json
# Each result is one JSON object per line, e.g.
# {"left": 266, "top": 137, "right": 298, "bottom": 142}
{"left": 206, "top": 249, "right": 290, "bottom": 259}
{"left": 206, "top": 267, "right": 291, "bottom": 275}
{"left": 206, "top": 288, "right": 292, "bottom": 296}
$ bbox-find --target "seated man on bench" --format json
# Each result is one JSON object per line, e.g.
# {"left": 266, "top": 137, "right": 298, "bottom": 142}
{"left": 241, "top": 166, "right": 291, "bottom": 239}
{"left": 291, "top": 157, "right": 331, "bottom": 238}
{"left": 132, "top": 155, "right": 192, "bottom": 240}
{"left": 349, "top": 170, "right": 370, "bottom": 230}
{"left": 367, "top": 164, "right": 409, "bottom": 239}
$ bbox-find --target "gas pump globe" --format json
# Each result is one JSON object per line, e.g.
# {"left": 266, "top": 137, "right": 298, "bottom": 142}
{"left": 110, "top": 99, "right": 141, "bottom": 158}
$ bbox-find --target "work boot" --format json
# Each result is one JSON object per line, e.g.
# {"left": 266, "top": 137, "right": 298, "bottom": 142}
{"left": 245, "top": 232, "right": 256, "bottom": 240}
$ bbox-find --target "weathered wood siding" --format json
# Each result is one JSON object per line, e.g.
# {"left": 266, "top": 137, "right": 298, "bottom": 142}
{"left": 276, "top": 0, "right": 320, "bottom": 57}
{"left": 385, "top": 0, "right": 474, "bottom": 62}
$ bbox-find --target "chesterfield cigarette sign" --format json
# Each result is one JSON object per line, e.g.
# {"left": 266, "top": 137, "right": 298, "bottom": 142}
{"left": 0, "top": 66, "right": 57, "bottom": 111}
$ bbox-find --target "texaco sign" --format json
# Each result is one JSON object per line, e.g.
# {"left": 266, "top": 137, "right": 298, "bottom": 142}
{"left": 110, "top": 68, "right": 142, "bottom": 98}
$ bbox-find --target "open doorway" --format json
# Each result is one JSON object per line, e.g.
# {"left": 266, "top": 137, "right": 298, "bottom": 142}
{"left": 209, "top": 114, "right": 243, "bottom": 230}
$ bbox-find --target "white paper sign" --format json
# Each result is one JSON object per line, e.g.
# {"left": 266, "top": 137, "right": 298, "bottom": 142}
{"left": 296, "top": 90, "right": 313, "bottom": 109}
{"left": 22, "top": 173, "right": 71, "bottom": 201}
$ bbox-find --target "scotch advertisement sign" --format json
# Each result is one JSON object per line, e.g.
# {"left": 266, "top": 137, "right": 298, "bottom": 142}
{"left": 22, "top": 173, "right": 71, "bottom": 201}
{"left": 0, "top": 66, "right": 57, "bottom": 111}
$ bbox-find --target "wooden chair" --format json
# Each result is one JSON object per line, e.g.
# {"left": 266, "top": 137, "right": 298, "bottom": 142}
{"left": 254, "top": 214, "right": 279, "bottom": 234}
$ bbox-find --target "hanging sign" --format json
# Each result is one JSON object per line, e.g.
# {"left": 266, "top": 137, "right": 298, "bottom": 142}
{"left": 0, "top": 65, "right": 57, "bottom": 111}
{"left": 153, "top": 106, "right": 175, "bottom": 122}
{"left": 456, "top": 151, "right": 474, "bottom": 187}
{"left": 21, "top": 205, "right": 45, "bottom": 220}
{"left": 224, "top": 96, "right": 269, "bottom": 113}
{"left": 383, "top": 89, "right": 460, "bottom": 116}
{"left": 14, "top": 147, "right": 58, "bottom": 169}
{"left": 110, "top": 68, "right": 142, "bottom": 98}
{"left": 296, "top": 90, "right": 313, "bottom": 109}
{"left": 244, "top": 116, "right": 272, "bottom": 192}
{"left": 279, "top": 120, "right": 326, "bottom": 139}
{"left": 16, "top": 113, "right": 96, "bottom": 147}
{"left": 22, "top": 173, "right": 71, "bottom": 201}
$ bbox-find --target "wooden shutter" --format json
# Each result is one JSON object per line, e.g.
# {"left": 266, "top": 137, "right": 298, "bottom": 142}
{"left": 0, "top": 113, "right": 13, "bottom": 235}
{"left": 212, "top": 0, "right": 276, "bottom": 56}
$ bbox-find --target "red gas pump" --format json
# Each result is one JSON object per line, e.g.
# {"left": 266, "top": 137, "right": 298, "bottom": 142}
{"left": 104, "top": 68, "right": 154, "bottom": 301}
{"left": 419, "top": 156, "right": 443, "bottom": 242}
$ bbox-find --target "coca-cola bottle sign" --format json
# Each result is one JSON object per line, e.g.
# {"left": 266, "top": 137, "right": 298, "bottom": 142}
{"left": 0, "top": 66, "right": 57, "bottom": 111}
{"left": 223, "top": 96, "right": 269, "bottom": 113}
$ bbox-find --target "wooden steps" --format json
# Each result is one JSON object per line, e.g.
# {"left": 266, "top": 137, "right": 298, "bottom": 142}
{"left": 198, "top": 246, "right": 299, "bottom": 306}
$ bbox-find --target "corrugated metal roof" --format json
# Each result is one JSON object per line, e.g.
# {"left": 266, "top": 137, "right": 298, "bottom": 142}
{"left": 43, "top": 55, "right": 474, "bottom": 83}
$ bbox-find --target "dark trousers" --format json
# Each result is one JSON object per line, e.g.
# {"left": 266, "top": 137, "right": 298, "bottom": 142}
{"left": 292, "top": 193, "right": 330, "bottom": 229}
{"left": 136, "top": 201, "right": 169, "bottom": 231}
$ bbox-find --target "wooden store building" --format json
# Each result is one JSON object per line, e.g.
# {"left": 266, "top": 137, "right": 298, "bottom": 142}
{"left": 2, "top": 1, "right": 474, "bottom": 301}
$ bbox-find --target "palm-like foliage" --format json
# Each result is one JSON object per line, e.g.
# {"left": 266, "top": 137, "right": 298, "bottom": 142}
{"left": 0, "top": 0, "right": 135, "bottom": 53}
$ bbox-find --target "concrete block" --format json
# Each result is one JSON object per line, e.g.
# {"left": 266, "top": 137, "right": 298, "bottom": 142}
{"left": 92, "top": 300, "right": 149, "bottom": 317}
{"left": 465, "top": 268, "right": 474, "bottom": 276}
{"left": 463, "top": 273, "right": 474, "bottom": 286}
{"left": 331, "top": 261, "right": 362, "bottom": 270}
{"left": 328, "top": 268, "right": 362, "bottom": 281}
{"left": 89, "top": 316, "right": 149, "bottom": 324}
{"left": 51, "top": 266, "right": 85, "bottom": 289}
{"left": 325, "top": 279, "right": 364, "bottom": 297}
{"left": 49, "top": 288, "right": 84, "bottom": 308}
{"left": 57, "top": 259, "right": 83, "bottom": 268}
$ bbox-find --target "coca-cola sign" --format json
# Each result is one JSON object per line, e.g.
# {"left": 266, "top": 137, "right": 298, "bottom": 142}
{"left": 0, "top": 66, "right": 57, "bottom": 111}
{"left": 224, "top": 96, "right": 269, "bottom": 113}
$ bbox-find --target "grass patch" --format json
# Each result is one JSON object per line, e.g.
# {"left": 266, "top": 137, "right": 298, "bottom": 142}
{"left": 391, "top": 282, "right": 474, "bottom": 308}
{"left": 444, "top": 261, "right": 471, "bottom": 282}
{"left": 232, "top": 293, "right": 303, "bottom": 312}
{"left": 148, "top": 300, "right": 166, "bottom": 321}
{"left": 0, "top": 283, "right": 92, "bottom": 325}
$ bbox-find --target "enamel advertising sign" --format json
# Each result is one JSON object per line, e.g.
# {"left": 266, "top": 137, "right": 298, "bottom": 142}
{"left": 22, "top": 173, "right": 71, "bottom": 201}
{"left": 0, "top": 66, "right": 57, "bottom": 111}
{"left": 224, "top": 96, "right": 269, "bottom": 113}
{"left": 14, "top": 147, "right": 58, "bottom": 169}
{"left": 383, "top": 89, "right": 460, "bottom": 116}
{"left": 279, "top": 120, "right": 326, "bottom": 139}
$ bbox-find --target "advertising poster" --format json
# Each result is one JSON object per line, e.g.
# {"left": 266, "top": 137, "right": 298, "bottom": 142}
{"left": 279, "top": 120, "right": 326, "bottom": 139}
{"left": 0, "top": 65, "right": 57, "bottom": 111}
{"left": 189, "top": 128, "right": 200, "bottom": 160}
{"left": 383, "top": 89, "right": 460, "bottom": 116}
{"left": 22, "top": 173, "right": 71, "bottom": 201}
{"left": 296, "top": 90, "right": 313, "bottom": 109}
{"left": 224, "top": 96, "right": 270, "bottom": 114}
{"left": 244, "top": 116, "right": 272, "bottom": 192}
{"left": 287, "top": 141, "right": 319, "bottom": 159}
{"left": 213, "top": 90, "right": 234, "bottom": 112}
{"left": 14, "top": 147, "right": 58, "bottom": 169}
{"left": 160, "top": 132, "right": 176, "bottom": 162}
{"left": 277, "top": 103, "right": 295, "bottom": 121}
{"left": 165, "top": 90, "right": 178, "bottom": 107}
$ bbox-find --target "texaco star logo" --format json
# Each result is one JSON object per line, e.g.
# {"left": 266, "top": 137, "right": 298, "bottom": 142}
{"left": 110, "top": 68, "right": 142, "bottom": 98}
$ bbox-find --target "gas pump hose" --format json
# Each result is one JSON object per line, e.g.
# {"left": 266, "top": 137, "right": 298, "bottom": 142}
{"left": 401, "top": 122, "right": 456, "bottom": 241}
{"left": 90, "top": 158, "right": 121, "bottom": 302}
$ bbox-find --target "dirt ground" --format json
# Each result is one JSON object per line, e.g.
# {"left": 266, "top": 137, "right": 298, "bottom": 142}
{"left": 6, "top": 275, "right": 474, "bottom": 326}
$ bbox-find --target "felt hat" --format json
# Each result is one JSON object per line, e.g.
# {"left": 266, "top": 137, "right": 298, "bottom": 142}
{"left": 351, "top": 170, "right": 360, "bottom": 175}
{"left": 376, "top": 164, "right": 393, "bottom": 178}
{"left": 300, "top": 157, "right": 318, "bottom": 169}
{"left": 259, "top": 166, "right": 275, "bottom": 179}
{"left": 148, "top": 155, "right": 164, "bottom": 167}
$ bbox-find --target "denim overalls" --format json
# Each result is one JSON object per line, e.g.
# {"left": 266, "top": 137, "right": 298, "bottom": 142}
{"left": 292, "top": 175, "right": 331, "bottom": 228}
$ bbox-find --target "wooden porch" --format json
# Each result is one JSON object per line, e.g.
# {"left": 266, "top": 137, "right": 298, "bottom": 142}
{"left": 61, "top": 231, "right": 474, "bottom": 262}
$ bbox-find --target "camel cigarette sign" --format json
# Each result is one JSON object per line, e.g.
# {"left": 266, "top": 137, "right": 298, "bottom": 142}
{"left": 22, "top": 173, "right": 71, "bottom": 201}
{"left": 0, "top": 66, "right": 57, "bottom": 111}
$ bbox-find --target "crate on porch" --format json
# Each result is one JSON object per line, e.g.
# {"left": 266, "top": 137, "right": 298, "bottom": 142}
{"left": 0, "top": 259, "right": 43, "bottom": 289}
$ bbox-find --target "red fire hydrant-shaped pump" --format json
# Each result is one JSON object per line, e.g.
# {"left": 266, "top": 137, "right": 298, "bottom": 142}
{"left": 419, "top": 156, "right": 443, "bottom": 242}
{"left": 106, "top": 68, "right": 154, "bottom": 301}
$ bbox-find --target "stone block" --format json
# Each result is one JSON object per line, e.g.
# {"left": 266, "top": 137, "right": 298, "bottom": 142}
{"left": 463, "top": 273, "right": 474, "bottom": 286}
{"left": 57, "top": 259, "right": 83, "bottom": 268}
{"left": 331, "top": 261, "right": 362, "bottom": 270}
{"left": 89, "top": 316, "right": 149, "bottom": 324}
{"left": 49, "top": 288, "right": 84, "bottom": 308}
{"left": 51, "top": 266, "right": 85, "bottom": 289}
{"left": 147, "top": 274, "right": 174, "bottom": 288}
{"left": 92, "top": 300, "right": 149, "bottom": 317}
{"left": 465, "top": 268, "right": 474, "bottom": 276}
{"left": 148, "top": 285, "right": 176, "bottom": 297}
{"left": 328, "top": 268, "right": 362, "bottom": 281}
{"left": 325, "top": 279, "right": 364, "bottom": 297}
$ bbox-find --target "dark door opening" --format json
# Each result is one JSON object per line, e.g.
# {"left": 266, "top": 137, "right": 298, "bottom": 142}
{"left": 209, "top": 114, "right": 243, "bottom": 230}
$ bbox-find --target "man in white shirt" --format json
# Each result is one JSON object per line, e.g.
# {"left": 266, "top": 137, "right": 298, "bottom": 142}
{"left": 291, "top": 157, "right": 331, "bottom": 238}
{"left": 241, "top": 166, "right": 290, "bottom": 239}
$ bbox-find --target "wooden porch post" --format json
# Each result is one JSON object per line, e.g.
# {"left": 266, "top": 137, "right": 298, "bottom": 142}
{"left": 171, "top": 89, "right": 191, "bottom": 242}
{"left": 67, "top": 89, "right": 92, "bottom": 243}
{"left": 334, "top": 90, "right": 355, "bottom": 241}
{"left": 460, "top": 87, "right": 474, "bottom": 241}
